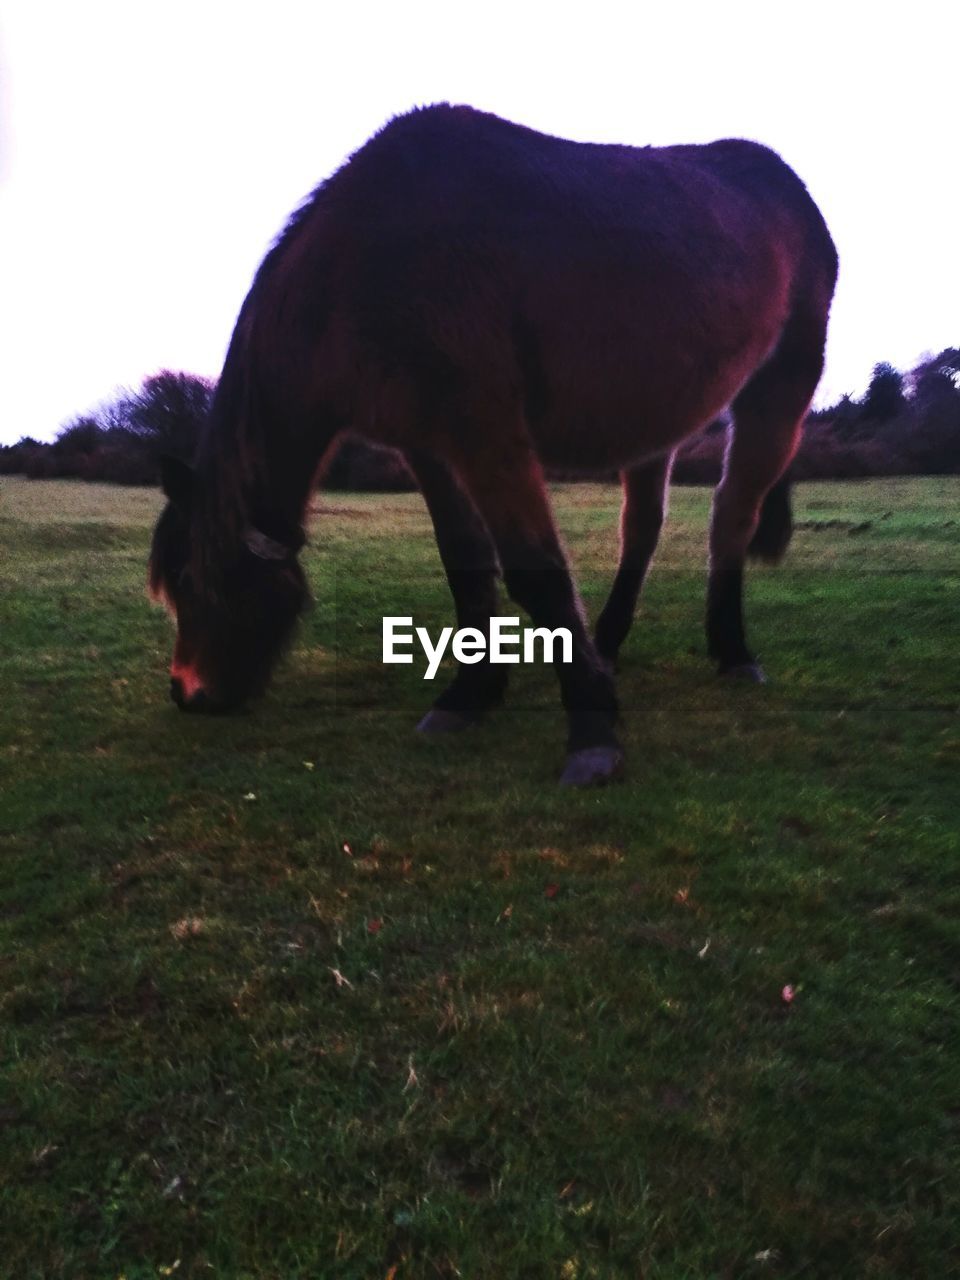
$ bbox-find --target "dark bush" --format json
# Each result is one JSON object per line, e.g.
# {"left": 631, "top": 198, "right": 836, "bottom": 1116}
{"left": 4, "top": 371, "right": 213, "bottom": 485}
{"left": 50, "top": 416, "right": 105, "bottom": 457}
{"left": 323, "top": 435, "right": 415, "bottom": 491}
{"left": 861, "top": 362, "right": 907, "bottom": 423}
{"left": 116, "top": 370, "right": 214, "bottom": 463}
{"left": 909, "top": 347, "right": 960, "bottom": 409}
{"left": 0, "top": 438, "right": 43, "bottom": 475}
{"left": 673, "top": 424, "right": 725, "bottom": 484}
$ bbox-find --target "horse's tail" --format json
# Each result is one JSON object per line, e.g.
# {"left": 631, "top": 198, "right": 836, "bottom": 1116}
{"left": 747, "top": 472, "right": 793, "bottom": 563}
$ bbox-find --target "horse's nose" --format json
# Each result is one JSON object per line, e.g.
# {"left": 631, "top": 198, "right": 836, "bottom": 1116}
{"left": 170, "top": 676, "right": 209, "bottom": 712}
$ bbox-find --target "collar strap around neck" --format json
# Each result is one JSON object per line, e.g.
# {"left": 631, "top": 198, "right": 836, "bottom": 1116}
{"left": 244, "top": 526, "right": 296, "bottom": 561}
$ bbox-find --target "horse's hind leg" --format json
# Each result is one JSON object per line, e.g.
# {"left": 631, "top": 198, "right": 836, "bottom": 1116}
{"left": 707, "top": 316, "right": 826, "bottom": 680}
{"left": 594, "top": 453, "right": 674, "bottom": 665}
{"left": 404, "top": 448, "right": 508, "bottom": 731}
{"left": 448, "top": 437, "right": 622, "bottom": 786}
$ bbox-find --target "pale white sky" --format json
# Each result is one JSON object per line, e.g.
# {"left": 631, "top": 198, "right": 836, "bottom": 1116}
{"left": 1, "top": 0, "right": 957, "bottom": 444}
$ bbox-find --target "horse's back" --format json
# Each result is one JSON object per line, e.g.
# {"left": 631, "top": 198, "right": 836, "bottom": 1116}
{"left": 260, "top": 107, "right": 837, "bottom": 467}
{"left": 334, "top": 106, "right": 832, "bottom": 258}
{"left": 324, "top": 106, "right": 835, "bottom": 344}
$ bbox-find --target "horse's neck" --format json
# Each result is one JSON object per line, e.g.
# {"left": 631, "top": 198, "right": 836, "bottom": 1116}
{"left": 198, "top": 419, "right": 322, "bottom": 548}
{"left": 198, "top": 316, "right": 338, "bottom": 546}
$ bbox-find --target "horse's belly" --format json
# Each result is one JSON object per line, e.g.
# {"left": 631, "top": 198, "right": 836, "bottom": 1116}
{"left": 533, "top": 406, "right": 686, "bottom": 471}
{"left": 528, "top": 322, "right": 778, "bottom": 471}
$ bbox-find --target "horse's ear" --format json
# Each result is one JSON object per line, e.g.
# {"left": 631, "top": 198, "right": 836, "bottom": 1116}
{"left": 159, "top": 455, "right": 193, "bottom": 510}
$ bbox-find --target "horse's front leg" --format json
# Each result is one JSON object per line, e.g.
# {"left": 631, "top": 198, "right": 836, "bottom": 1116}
{"left": 404, "top": 448, "right": 509, "bottom": 732}
{"left": 446, "top": 433, "right": 623, "bottom": 786}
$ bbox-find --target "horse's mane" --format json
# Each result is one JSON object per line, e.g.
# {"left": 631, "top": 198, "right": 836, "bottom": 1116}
{"left": 190, "top": 181, "right": 332, "bottom": 579}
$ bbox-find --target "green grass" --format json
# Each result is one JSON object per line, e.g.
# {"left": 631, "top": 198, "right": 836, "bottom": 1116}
{"left": 1, "top": 474, "right": 958, "bottom": 1279}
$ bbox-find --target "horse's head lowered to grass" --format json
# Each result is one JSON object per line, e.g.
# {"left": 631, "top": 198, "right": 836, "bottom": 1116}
{"left": 149, "top": 456, "right": 310, "bottom": 713}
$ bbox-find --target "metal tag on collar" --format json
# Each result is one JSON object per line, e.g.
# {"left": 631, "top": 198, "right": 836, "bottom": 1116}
{"left": 244, "top": 527, "right": 291, "bottom": 561}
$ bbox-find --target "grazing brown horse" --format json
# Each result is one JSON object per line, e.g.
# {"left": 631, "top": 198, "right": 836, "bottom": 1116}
{"left": 149, "top": 104, "right": 837, "bottom": 784}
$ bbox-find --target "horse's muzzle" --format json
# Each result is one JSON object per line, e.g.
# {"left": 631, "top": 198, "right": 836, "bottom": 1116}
{"left": 170, "top": 676, "right": 242, "bottom": 714}
{"left": 171, "top": 676, "right": 211, "bottom": 713}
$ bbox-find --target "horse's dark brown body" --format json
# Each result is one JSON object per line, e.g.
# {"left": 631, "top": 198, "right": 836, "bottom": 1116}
{"left": 150, "top": 104, "right": 838, "bottom": 783}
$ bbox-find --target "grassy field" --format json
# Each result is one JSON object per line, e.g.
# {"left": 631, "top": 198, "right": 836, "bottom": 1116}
{"left": 1, "top": 474, "right": 958, "bottom": 1279}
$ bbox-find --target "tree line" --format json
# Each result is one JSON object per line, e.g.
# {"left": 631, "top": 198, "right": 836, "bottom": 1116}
{"left": 1, "top": 350, "right": 957, "bottom": 489}
{"left": 675, "top": 348, "right": 960, "bottom": 482}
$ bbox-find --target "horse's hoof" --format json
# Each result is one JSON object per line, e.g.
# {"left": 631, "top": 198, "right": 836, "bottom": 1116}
{"left": 720, "top": 662, "right": 767, "bottom": 684}
{"left": 416, "top": 707, "right": 477, "bottom": 734}
{"left": 560, "top": 745, "right": 625, "bottom": 787}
